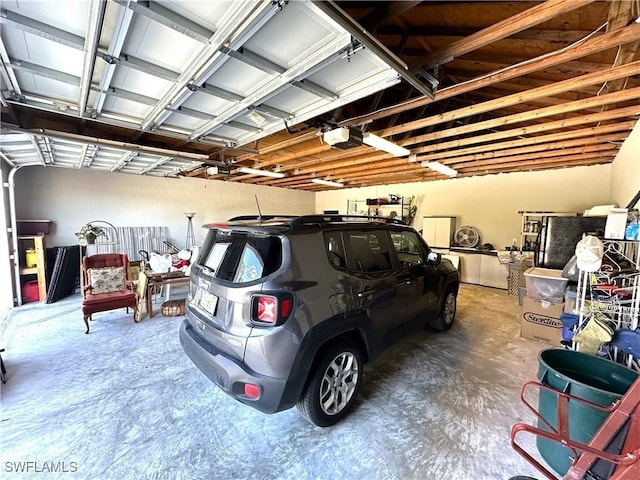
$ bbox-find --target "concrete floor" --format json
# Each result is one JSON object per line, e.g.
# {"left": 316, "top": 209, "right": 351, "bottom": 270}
{"left": 0, "top": 283, "right": 551, "bottom": 480}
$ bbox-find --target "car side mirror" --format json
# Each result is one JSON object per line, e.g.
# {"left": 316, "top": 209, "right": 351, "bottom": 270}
{"left": 427, "top": 252, "right": 441, "bottom": 265}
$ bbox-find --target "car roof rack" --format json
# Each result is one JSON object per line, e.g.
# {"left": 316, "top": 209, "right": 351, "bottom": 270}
{"left": 225, "top": 214, "right": 407, "bottom": 227}
{"left": 228, "top": 215, "right": 298, "bottom": 222}
{"left": 289, "top": 214, "right": 406, "bottom": 226}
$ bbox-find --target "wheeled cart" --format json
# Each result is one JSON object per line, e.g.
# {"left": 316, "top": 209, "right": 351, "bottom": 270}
{"left": 510, "top": 375, "right": 640, "bottom": 479}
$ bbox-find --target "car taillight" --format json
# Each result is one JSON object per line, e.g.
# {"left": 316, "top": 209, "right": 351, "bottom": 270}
{"left": 252, "top": 293, "right": 293, "bottom": 326}
{"left": 257, "top": 296, "right": 277, "bottom": 323}
{"left": 280, "top": 298, "right": 292, "bottom": 317}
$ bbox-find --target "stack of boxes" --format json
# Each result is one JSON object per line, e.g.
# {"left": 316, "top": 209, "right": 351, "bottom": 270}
{"left": 520, "top": 267, "right": 569, "bottom": 345}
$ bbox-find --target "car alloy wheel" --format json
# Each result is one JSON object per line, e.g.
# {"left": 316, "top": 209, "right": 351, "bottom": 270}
{"left": 431, "top": 289, "right": 457, "bottom": 331}
{"left": 297, "top": 341, "right": 363, "bottom": 427}
{"left": 319, "top": 351, "right": 359, "bottom": 415}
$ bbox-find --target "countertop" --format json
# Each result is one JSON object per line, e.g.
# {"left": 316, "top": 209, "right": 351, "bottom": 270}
{"left": 449, "top": 247, "right": 499, "bottom": 256}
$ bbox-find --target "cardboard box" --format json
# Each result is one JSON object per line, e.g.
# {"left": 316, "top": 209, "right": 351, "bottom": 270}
{"left": 519, "top": 259, "right": 532, "bottom": 287}
{"left": 520, "top": 296, "right": 563, "bottom": 345}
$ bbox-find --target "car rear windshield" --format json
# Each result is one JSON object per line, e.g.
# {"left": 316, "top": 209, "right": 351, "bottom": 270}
{"left": 197, "top": 230, "right": 282, "bottom": 283}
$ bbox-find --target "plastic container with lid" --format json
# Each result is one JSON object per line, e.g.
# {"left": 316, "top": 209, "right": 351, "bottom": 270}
{"left": 524, "top": 267, "right": 568, "bottom": 303}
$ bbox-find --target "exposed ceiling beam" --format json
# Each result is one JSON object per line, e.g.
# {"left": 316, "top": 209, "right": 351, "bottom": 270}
{"left": 291, "top": 123, "right": 635, "bottom": 177}
{"left": 345, "top": 22, "right": 640, "bottom": 127}
{"left": 380, "top": 61, "right": 640, "bottom": 138}
{"left": 409, "top": 0, "right": 596, "bottom": 69}
{"left": 243, "top": 88, "right": 637, "bottom": 171}
{"left": 448, "top": 55, "right": 612, "bottom": 76}
{"left": 458, "top": 150, "right": 618, "bottom": 174}
{"left": 411, "top": 105, "right": 640, "bottom": 155}
{"left": 433, "top": 133, "right": 629, "bottom": 166}
{"left": 417, "top": 122, "right": 636, "bottom": 162}
{"left": 604, "top": 0, "right": 640, "bottom": 93}
{"left": 375, "top": 26, "right": 597, "bottom": 44}
{"left": 401, "top": 87, "right": 640, "bottom": 147}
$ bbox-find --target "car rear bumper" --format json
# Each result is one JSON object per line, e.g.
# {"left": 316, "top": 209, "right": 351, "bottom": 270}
{"left": 179, "top": 319, "right": 288, "bottom": 414}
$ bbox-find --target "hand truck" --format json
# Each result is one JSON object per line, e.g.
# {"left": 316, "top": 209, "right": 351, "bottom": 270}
{"left": 510, "top": 376, "right": 640, "bottom": 480}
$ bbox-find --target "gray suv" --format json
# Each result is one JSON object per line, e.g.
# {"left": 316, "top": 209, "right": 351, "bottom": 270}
{"left": 179, "top": 215, "right": 459, "bottom": 427}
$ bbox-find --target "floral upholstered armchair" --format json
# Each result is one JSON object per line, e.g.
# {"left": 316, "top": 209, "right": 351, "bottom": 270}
{"left": 81, "top": 253, "right": 139, "bottom": 334}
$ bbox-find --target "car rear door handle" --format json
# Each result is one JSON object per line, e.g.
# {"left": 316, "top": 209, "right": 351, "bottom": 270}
{"left": 357, "top": 288, "right": 375, "bottom": 298}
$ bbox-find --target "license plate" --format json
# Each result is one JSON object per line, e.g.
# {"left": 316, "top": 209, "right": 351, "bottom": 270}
{"left": 199, "top": 290, "right": 218, "bottom": 315}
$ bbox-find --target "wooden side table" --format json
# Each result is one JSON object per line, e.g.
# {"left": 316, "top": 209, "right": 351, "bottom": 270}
{"left": 144, "top": 271, "right": 190, "bottom": 318}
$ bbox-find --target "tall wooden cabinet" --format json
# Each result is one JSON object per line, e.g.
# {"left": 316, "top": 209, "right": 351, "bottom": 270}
{"left": 17, "top": 235, "right": 47, "bottom": 304}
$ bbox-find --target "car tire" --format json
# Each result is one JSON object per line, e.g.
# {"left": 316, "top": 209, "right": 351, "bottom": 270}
{"left": 296, "top": 341, "right": 363, "bottom": 427}
{"left": 430, "top": 288, "right": 457, "bottom": 331}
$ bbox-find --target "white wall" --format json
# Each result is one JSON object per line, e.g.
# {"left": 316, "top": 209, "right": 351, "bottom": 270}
{"left": 315, "top": 164, "right": 612, "bottom": 250}
{"left": 609, "top": 120, "right": 640, "bottom": 209}
{"left": 14, "top": 167, "right": 315, "bottom": 247}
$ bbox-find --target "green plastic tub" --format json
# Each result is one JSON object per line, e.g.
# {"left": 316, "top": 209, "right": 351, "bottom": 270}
{"left": 536, "top": 348, "right": 638, "bottom": 475}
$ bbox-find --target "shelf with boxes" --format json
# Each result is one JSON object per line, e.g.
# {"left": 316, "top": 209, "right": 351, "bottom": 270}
{"left": 346, "top": 196, "right": 412, "bottom": 222}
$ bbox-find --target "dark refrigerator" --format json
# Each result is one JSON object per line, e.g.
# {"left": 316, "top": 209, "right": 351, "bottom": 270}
{"left": 534, "top": 216, "right": 607, "bottom": 269}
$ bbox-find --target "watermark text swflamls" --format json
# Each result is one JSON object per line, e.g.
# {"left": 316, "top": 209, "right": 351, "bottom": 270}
{"left": 4, "top": 461, "right": 78, "bottom": 473}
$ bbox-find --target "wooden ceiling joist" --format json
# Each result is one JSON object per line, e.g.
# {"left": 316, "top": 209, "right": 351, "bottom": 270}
{"left": 403, "top": 88, "right": 640, "bottom": 147}
{"left": 241, "top": 83, "right": 638, "bottom": 179}
{"left": 347, "top": 22, "right": 640, "bottom": 128}
{"left": 417, "top": 122, "right": 636, "bottom": 161}
{"left": 409, "top": 0, "right": 596, "bottom": 69}
{"left": 381, "top": 62, "right": 640, "bottom": 139}
{"left": 411, "top": 105, "right": 640, "bottom": 155}
{"left": 460, "top": 154, "right": 615, "bottom": 175}
{"left": 451, "top": 144, "right": 620, "bottom": 170}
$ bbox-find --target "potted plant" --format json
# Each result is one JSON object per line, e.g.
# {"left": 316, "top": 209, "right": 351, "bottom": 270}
{"left": 75, "top": 223, "right": 106, "bottom": 245}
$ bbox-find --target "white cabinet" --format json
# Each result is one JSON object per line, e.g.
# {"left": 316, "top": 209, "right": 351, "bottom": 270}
{"left": 454, "top": 250, "right": 508, "bottom": 289}
{"left": 423, "top": 216, "right": 456, "bottom": 248}
{"left": 480, "top": 255, "right": 509, "bottom": 289}
{"left": 456, "top": 252, "right": 481, "bottom": 284}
